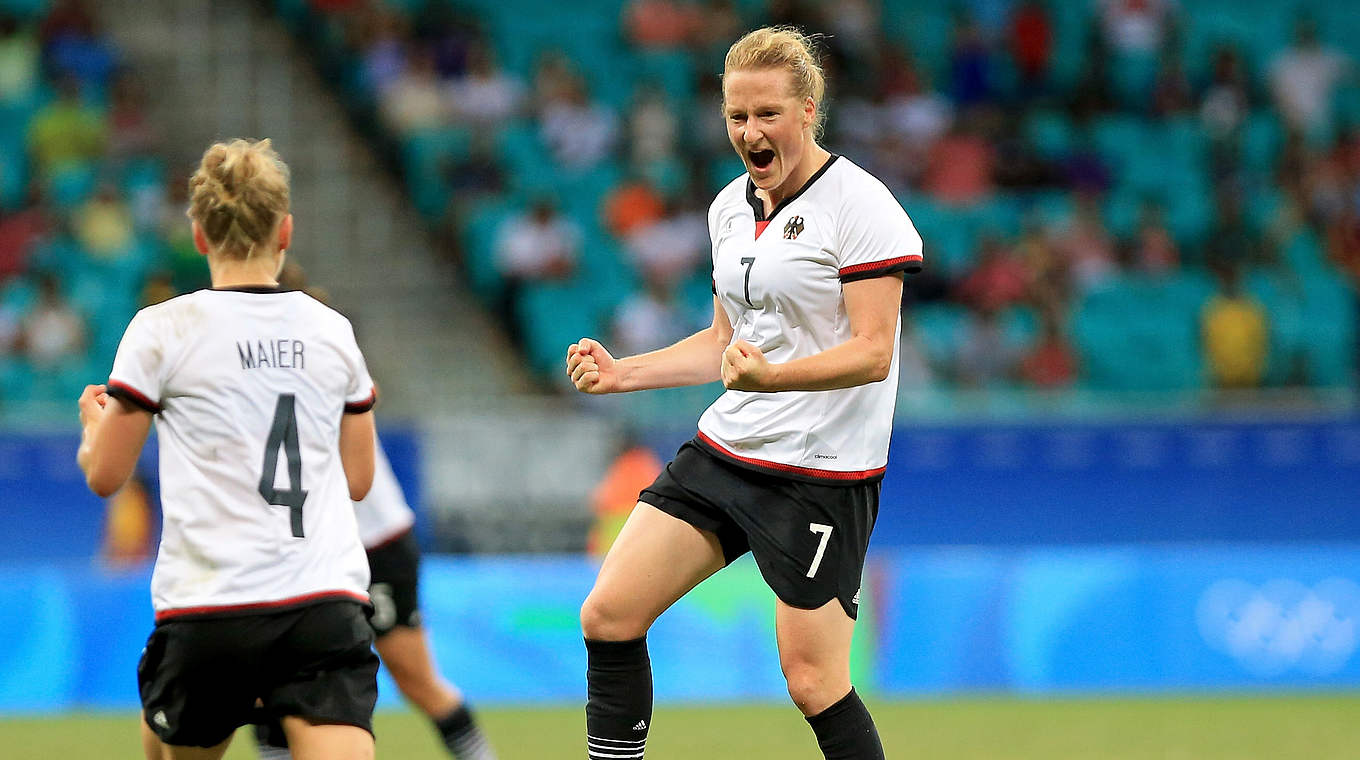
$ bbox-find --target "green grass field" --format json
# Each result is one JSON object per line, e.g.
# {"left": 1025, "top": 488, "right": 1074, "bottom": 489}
{"left": 5, "top": 694, "right": 1357, "bottom": 759}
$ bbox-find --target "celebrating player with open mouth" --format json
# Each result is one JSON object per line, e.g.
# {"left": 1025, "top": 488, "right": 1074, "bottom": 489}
{"left": 77, "top": 139, "right": 380, "bottom": 760}
{"left": 566, "top": 26, "right": 923, "bottom": 760}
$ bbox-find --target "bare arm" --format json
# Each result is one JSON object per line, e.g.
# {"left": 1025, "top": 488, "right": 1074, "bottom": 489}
{"left": 77, "top": 385, "right": 153, "bottom": 497}
{"left": 567, "top": 296, "right": 734, "bottom": 393}
{"left": 722, "top": 274, "right": 904, "bottom": 392}
{"left": 339, "top": 411, "right": 376, "bottom": 501}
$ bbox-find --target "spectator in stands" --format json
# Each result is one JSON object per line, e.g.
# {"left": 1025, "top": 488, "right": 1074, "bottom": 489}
{"left": 623, "top": 194, "right": 707, "bottom": 286}
{"left": 956, "top": 233, "right": 1029, "bottom": 312}
{"left": 1098, "top": 0, "right": 1177, "bottom": 57}
{"left": 1132, "top": 200, "right": 1179, "bottom": 275}
{"left": 624, "top": 0, "right": 702, "bottom": 50}
{"left": 358, "top": 9, "right": 409, "bottom": 95}
{"left": 37, "top": 0, "right": 95, "bottom": 51}
{"left": 1201, "top": 263, "right": 1268, "bottom": 389}
{"left": 1009, "top": 0, "right": 1052, "bottom": 102}
{"left": 955, "top": 304, "right": 1020, "bottom": 387}
{"left": 625, "top": 81, "right": 681, "bottom": 180}
{"left": 108, "top": 70, "right": 160, "bottom": 160}
{"left": 18, "top": 271, "right": 86, "bottom": 370}
{"left": 379, "top": 48, "right": 448, "bottom": 136}
{"left": 26, "top": 74, "right": 107, "bottom": 175}
{"left": 447, "top": 40, "right": 524, "bottom": 127}
{"left": 538, "top": 73, "right": 619, "bottom": 171}
{"left": 690, "top": 0, "right": 741, "bottom": 58}
{"left": 610, "top": 271, "right": 702, "bottom": 358}
{"left": 0, "top": 13, "right": 39, "bottom": 104}
{"left": 494, "top": 197, "right": 580, "bottom": 285}
{"left": 602, "top": 174, "right": 665, "bottom": 239}
{"left": 1021, "top": 306, "right": 1078, "bottom": 389}
{"left": 1200, "top": 45, "right": 1251, "bottom": 179}
{"left": 1268, "top": 15, "right": 1353, "bottom": 139}
{"left": 1055, "top": 193, "right": 1117, "bottom": 293}
{"left": 948, "top": 9, "right": 995, "bottom": 109}
{"left": 0, "top": 187, "right": 49, "bottom": 282}
{"left": 74, "top": 182, "right": 134, "bottom": 260}
{"left": 924, "top": 116, "right": 995, "bottom": 204}
{"left": 1151, "top": 51, "right": 1193, "bottom": 116}
{"left": 878, "top": 49, "right": 954, "bottom": 192}
{"left": 44, "top": 5, "right": 116, "bottom": 94}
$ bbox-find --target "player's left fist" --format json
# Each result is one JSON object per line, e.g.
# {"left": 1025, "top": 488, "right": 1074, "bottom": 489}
{"left": 721, "top": 340, "right": 773, "bottom": 391}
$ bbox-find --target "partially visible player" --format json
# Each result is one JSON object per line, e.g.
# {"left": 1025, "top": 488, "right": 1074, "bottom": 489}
{"left": 566, "top": 27, "right": 921, "bottom": 760}
{"left": 255, "top": 438, "right": 497, "bottom": 760}
{"left": 77, "top": 138, "right": 379, "bottom": 760}
{"left": 254, "top": 264, "right": 496, "bottom": 760}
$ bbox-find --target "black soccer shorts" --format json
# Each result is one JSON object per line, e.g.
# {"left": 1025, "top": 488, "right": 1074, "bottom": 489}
{"left": 640, "top": 439, "right": 880, "bottom": 619}
{"left": 137, "top": 600, "right": 379, "bottom": 748}
{"left": 365, "top": 528, "right": 423, "bottom": 637}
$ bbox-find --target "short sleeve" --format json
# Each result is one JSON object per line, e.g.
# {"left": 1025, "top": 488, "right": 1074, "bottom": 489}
{"left": 339, "top": 318, "right": 377, "bottom": 414}
{"left": 835, "top": 181, "right": 924, "bottom": 283}
{"left": 107, "top": 309, "right": 164, "bottom": 413}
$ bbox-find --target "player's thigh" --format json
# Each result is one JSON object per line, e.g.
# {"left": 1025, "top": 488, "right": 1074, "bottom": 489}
{"left": 583, "top": 502, "right": 726, "bottom": 634}
{"left": 281, "top": 716, "right": 373, "bottom": 760}
{"left": 773, "top": 598, "right": 856, "bottom": 714}
{"left": 144, "top": 721, "right": 232, "bottom": 760}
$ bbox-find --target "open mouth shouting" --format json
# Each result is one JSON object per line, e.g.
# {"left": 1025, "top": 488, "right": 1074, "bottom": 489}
{"left": 748, "top": 149, "right": 775, "bottom": 173}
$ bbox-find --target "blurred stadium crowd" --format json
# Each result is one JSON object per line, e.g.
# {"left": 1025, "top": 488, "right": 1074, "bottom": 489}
{"left": 1, "top": 0, "right": 1359, "bottom": 408}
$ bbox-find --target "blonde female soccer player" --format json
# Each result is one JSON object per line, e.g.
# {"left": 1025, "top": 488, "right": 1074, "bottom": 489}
{"left": 77, "top": 139, "right": 380, "bottom": 760}
{"left": 566, "top": 27, "right": 922, "bottom": 760}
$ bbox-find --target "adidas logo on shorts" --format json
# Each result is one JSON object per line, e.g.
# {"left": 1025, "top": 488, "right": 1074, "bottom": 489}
{"left": 852, "top": 588, "right": 860, "bottom": 605}
{"left": 153, "top": 710, "right": 170, "bottom": 730}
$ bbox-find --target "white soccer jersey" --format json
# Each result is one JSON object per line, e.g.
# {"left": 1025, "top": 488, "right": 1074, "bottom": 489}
{"left": 697, "top": 155, "right": 923, "bottom": 483}
{"left": 353, "top": 436, "right": 416, "bottom": 549}
{"left": 107, "top": 287, "right": 376, "bottom": 620}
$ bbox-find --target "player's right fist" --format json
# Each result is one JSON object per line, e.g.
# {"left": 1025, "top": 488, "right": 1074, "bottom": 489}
{"left": 566, "top": 337, "right": 617, "bottom": 394}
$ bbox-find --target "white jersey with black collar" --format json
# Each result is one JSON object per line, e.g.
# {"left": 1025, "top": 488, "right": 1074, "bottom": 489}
{"left": 106, "top": 287, "right": 377, "bottom": 621}
{"left": 697, "top": 155, "right": 923, "bottom": 484}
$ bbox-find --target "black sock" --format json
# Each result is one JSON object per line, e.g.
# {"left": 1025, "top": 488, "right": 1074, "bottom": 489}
{"left": 585, "top": 637, "right": 652, "bottom": 760}
{"left": 805, "top": 688, "right": 885, "bottom": 760}
{"left": 435, "top": 703, "right": 495, "bottom": 759}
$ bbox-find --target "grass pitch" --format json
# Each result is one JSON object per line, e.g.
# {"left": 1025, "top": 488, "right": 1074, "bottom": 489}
{"left": 3, "top": 694, "right": 1356, "bottom": 759}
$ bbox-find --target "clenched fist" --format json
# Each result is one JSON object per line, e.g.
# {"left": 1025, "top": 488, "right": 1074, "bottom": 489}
{"left": 566, "top": 337, "right": 619, "bottom": 394}
{"left": 721, "top": 340, "right": 774, "bottom": 391}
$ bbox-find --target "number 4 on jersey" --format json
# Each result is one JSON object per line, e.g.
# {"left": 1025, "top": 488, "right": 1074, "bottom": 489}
{"left": 259, "top": 393, "right": 308, "bottom": 537}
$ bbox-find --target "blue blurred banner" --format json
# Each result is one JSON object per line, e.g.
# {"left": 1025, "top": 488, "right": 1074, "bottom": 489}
{"left": 876, "top": 417, "right": 1360, "bottom": 545}
{"left": 5, "top": 546, "right": 1358, "bottom": 713}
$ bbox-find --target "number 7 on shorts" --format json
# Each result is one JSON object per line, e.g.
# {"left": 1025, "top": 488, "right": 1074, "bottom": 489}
{"left": 806, "top": 523, "right": 833, "bottom": 578}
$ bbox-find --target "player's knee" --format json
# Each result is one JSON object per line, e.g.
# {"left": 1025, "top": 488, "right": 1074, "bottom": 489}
{"left": 580, "top": 593, "right": 647, "bottom": 641}
{"left": 780, "top": 658, "right": 842, "bottom": 716}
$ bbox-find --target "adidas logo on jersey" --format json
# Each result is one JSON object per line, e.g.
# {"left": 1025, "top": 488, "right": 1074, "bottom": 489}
{"left": 633, "top": 720, "right": 648, "bottom": 731}
{"left": 783, "top": 215, "right": 805, "bottom": 240}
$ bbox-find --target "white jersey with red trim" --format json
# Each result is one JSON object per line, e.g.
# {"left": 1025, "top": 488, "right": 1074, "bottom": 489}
{"left": 353, "top": 436, "right": 416, "bottom": 549}
{"left": 697, "top": 155, "right": 923, "bottom": 483}
{"left": 106, "top": 287, "right": 376, "bottom": 619}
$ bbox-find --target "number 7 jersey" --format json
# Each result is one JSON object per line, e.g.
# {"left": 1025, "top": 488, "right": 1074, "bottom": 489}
{"left": 107, "top": 287, "right": 375, "bottom": 621}
{"left": 699, "top": 155, "right": 923, "bottom": 484}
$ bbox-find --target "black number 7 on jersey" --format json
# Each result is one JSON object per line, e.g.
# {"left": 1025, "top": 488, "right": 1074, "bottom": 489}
{"left": 259, "top": 393, "right": 309, "bottom": 537}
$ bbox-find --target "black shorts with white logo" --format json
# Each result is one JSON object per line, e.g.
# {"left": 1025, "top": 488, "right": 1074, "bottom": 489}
{"left": 365, "top": 528, "right": 422, "bottom": 636}
{"left": 640, "top": 439, "right": 880, "bottom": 619}
{"left": 137, "top": 600, "right": 379, "bottom": 748}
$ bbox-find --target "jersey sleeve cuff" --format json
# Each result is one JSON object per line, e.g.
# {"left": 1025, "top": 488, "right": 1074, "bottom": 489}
{"left": 839, "top": 254, "right": 923, "bottom": 283}
{"left": 106, "top": 379, "right": 161, "bottom": 413}
{"left": 344, "top": 387, "right": 377, "bottom": 414}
